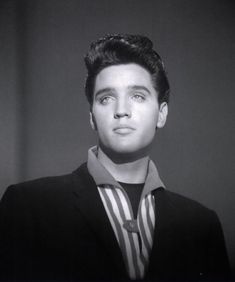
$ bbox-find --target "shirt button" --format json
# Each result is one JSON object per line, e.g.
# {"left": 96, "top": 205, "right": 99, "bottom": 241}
{"left": 123, "top": 220, "right": 138, "bottom": 233}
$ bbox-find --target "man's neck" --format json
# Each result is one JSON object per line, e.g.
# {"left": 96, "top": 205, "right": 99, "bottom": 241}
{"left": 97, "top": 147, "right": 149, "bottom": 184}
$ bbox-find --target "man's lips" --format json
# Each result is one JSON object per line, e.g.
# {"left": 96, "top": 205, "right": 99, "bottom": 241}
{"left": 113, "top": 125, "right": 136, "bottom": 134}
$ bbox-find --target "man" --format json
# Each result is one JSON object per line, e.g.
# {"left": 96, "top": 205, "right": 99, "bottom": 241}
{"left": 0, "top": 34, "right": 230, "bottom": 281}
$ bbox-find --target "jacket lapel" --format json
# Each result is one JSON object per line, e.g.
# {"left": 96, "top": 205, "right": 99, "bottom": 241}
{"left": 71, "top": 163, "right": 127, "bottom": 277}
{"left": 147, "top": 188, "right": 182, "bottom": 278}
{"left": 148, "top": 188, "right": 172, "bottom": 275}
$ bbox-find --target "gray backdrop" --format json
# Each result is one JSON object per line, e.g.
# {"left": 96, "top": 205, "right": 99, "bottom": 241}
{"left": 1, "top": 0, "right": 235, "bottom": 277}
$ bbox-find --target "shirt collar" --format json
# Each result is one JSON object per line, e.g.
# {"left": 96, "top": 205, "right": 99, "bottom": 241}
{"left": 87, "top": 146, "right": 165, "bottom": 193}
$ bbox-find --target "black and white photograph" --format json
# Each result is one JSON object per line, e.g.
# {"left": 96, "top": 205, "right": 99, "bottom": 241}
{"left": 0, "top": 0, "right": 234, "bottom": 280}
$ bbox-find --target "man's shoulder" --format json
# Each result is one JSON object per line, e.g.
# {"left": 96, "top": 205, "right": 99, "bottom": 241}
{"left": 165, "top": 189, "right": 210, "bottom": 210}
{"left": 158, "top": 188, "right": 218, "bottom": 223}
{"left": 1, "top": 162, "right": 92, "bottom": 201}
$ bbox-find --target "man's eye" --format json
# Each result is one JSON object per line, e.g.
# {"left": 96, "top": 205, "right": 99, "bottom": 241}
{"left": 132, "top": 94, "right": 145, "bottom": 102}
{"left": 99, "top": 96, "right": 112, "bottom": 105}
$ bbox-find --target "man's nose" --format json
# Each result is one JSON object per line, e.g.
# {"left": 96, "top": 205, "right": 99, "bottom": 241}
{"left": 114, "top": 98, "right": 131, "bottom": 119}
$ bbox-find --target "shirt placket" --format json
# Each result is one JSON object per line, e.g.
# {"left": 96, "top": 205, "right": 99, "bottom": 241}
{"left": 116, "top": 186, "right": 148, "bottom": 279}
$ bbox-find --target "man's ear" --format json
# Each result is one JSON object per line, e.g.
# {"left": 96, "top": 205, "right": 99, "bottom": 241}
{"left": 89, "top": 112, "right": 97, "bottom": 131}
{"left": 157, "top": 102, "right": 168, "bottom": 128}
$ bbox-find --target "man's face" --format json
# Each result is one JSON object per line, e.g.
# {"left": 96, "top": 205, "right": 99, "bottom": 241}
{"left": 90, "top": 63, "right": 168, "bottom": 158}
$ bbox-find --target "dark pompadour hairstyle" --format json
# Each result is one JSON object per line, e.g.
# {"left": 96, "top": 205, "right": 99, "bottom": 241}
{"left": 84, "top": 34, "right": 170, "bottom": 105}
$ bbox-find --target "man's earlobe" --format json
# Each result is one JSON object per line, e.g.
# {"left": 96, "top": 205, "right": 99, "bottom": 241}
{"left": 89, "top": 112, "right": 97, "bottom": 131}
{"left": 157, "top": 102, "right": 168, "bottom": 128}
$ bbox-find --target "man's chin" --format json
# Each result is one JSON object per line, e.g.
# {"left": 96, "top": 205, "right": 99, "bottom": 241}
{"left": 101, "top": 145, "right": 150, "bottom": 163}
{"left": 111, "top": 144, "right": 141, "bottom": 154}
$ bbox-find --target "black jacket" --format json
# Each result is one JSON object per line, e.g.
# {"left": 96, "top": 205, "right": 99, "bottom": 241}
{"left": 0, "top": 163, "right": 230, "bottom": 280}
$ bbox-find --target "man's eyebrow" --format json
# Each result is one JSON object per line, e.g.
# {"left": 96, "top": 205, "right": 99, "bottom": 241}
{"left": 94, "top": 85, "right": 151, "bottom": 98}
{"left": 128, "top": 85, "right": 151, "bottom": 94}
{"left": 94, "top": 87, "right": 115, "bottom": 97}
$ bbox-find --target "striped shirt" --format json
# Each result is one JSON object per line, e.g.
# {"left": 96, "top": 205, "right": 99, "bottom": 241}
{"left": 87, "top": 147, "right": 165, "bottom": 280}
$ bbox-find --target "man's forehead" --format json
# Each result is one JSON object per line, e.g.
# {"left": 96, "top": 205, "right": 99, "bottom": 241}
{"left": 96, "top": 63, "right": 150, "bottom": 76}
{"left": 94, "top": 63, "right": 154, "bottom": 91}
